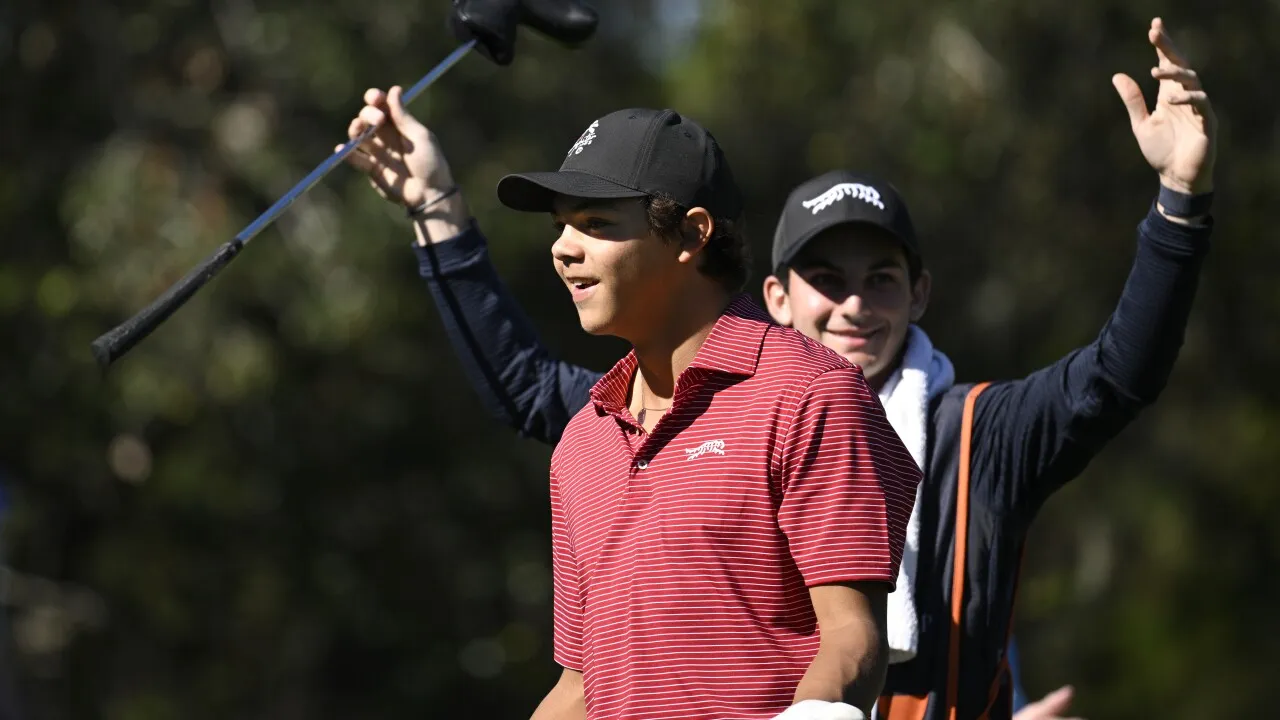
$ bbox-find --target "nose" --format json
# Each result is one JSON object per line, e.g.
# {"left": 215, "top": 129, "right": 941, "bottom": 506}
{"left": 836, "top": 288, "right": 867, "bottom": 320}
{"left": 551, "top": 224, "right": 585, "bottom": 269}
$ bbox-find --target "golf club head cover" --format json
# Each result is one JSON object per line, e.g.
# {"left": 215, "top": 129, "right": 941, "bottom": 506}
{"left": 519, "top": 0, "right": 598, "bottom": 45}
{"left": 450, "top": 0, "right": 597, "bottom": 66}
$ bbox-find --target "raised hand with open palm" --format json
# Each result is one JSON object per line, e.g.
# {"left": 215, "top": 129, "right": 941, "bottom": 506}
{"left": 1112, "top": 17, "right": 1218, "bottom": 196}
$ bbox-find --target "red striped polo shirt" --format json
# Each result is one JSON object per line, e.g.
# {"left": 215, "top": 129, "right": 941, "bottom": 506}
{"left": 548, "top": 295, "right": 921, "bottom": 720}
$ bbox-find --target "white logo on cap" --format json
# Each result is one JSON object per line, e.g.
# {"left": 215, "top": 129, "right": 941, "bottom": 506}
{"left": 801, "top": 183, "right": 885, "bottom": 214}
{"left": 566, "top": 120, "right": 599, "bottom": 157}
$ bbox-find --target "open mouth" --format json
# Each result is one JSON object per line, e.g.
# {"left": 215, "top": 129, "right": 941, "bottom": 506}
{"left": 565, "top": 277, "right": 599, "bottom": 302}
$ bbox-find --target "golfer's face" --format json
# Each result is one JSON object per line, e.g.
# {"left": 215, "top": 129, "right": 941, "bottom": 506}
{"left": 550, "top": 196, "right": 674, "bottom": 338}
{"left": 784, "top": 227, "right": 926, "bottom": 388}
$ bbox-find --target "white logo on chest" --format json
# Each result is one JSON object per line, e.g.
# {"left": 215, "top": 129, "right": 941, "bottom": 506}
{"left": 801, "top": 182, "right": 885, "bottom": 214}
{"left": 684, "top": 439, "right": 726, "bottom": 461}
{"left": 567, "top": 120, "right": 599, "bottom": 156}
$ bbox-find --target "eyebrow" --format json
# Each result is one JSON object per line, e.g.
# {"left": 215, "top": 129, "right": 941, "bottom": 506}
{"left": 868, "top": 258, "right": 907, "bottom": 271}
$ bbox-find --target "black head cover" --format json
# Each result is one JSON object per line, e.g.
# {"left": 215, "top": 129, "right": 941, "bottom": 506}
{"left": 450, "top": 0, "right": 598, "bottom": 66}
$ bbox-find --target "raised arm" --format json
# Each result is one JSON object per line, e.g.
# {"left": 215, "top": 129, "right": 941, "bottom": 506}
{"left": 972, "top": 17, "right": 1217, "bottom": 518}
{"left": 340, "top": 86, "right": 601, "bottom": 445}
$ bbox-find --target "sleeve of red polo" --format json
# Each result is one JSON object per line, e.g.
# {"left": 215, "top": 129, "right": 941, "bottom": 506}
{"left": 549, "top": 469, "right": 585, "bottom": 671}
{"left": 777, "top": 367, "right": 922, "bottom": 588}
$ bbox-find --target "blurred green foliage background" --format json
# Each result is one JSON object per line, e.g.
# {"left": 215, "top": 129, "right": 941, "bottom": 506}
{"left": 1, "top": 0, "right": 1277, "bottom": 718}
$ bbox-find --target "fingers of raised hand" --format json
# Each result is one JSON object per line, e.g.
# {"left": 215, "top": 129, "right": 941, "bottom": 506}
{"left": 337, "top": 143, "right": 372, "bottom": 171}
{"left": 347, "top": 115, "right": 369, "bottom": 141}
{"left": 1151, "top": 65, "right": 1201, "bottom": 90}
{"left": 362, "top": 85, "right": 421, "bottom": 131}
{"left": 349, "top": 104, "right": 408, "bottom": 159}
{"left": 1149, "top": 17, "right": 1191, "bottom": 69}
{"left": 387, "top": 85, "right": 411, "bottom": 124}
{"left": 1167, "top": 89, "right": 1211, "bottom": 111}
{"left": 336, "top": 145, "right": 391, "bottom": 197}
{"left": 358, "top": 105, "right": 387, "bottom": 132}
{"left": 345, "top": 114, "right": 382, "bottom": 158}
{"left": 336, "top": 143, "right": 408, "bottom": 201}
{"left": 341, "top": 115, "right": 402, "bottom": 169}
{"left": 348, "top": 112, "right": 390, "bottom": 150}
{"left": 1111, "top": 73, "right": 1150, "bottom": 127}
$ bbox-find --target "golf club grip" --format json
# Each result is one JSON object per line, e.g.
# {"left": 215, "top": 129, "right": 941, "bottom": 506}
{"left": 90, "top": 241, "right": 243, "bottom": 368}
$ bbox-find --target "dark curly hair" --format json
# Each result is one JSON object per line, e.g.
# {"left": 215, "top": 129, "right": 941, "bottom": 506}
{"left": 643, "top": 193, "right": 750, "bottom": 293}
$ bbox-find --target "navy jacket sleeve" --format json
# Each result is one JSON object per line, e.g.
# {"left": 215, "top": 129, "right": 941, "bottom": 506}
{"left": 969, "top": 201, "right": 1213, "bottom": 520}
{"left": 413, "top": 220, "right": 603, "bottom": 446}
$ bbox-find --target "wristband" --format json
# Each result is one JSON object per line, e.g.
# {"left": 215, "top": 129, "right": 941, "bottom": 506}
{"left": 1157, "top": 185, "right": 1213, "bottom": 218}
{"left": 407, "top": 185, "right": 461, "bottom": 219}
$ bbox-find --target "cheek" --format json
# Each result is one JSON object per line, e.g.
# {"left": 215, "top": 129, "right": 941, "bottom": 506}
{"left": 791, "top": 287, "right": 834, "bottom": 333}
{"left": 630, "top": 238, "right": 678, "bottom": 281}
{"left": 870, "top": 287, "right": 915, "bottom": 322}
{"left": 592, "top": 240, "right": 650, "bottom": 295}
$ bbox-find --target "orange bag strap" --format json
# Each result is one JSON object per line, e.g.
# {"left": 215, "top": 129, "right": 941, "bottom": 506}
{"left": 879, "top": 382, "right": 990, "bottom": 720}
{"left": 947, "top": 382, "right": 990, "bottom": 720}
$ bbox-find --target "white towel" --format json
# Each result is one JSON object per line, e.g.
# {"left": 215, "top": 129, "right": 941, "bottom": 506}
{"left": 876, "top": 325, "right": 955, "bottom": 664}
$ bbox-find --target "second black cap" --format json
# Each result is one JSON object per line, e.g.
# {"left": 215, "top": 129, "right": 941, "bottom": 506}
{"left": 771, "top": 170, "right": 919, "bottom": 273}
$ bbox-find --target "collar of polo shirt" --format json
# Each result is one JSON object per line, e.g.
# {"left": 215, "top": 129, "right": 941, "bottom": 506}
{"left": 588, "top": 294, "right": 770, "bottom": 419}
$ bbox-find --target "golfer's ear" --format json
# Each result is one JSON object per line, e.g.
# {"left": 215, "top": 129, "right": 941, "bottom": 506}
{"left": 910, "top": 269, "right": 932, "bottom": 322}
{"left": 677, "top": 207, "right": 715, "bottom": 262}
{"left": 763, "top": 274, "right": 792, "bottom": 326}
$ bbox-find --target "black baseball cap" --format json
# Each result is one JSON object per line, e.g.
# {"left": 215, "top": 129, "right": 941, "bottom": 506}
{"left": 496, "top": 108, "right": 743, "bottom": 219}
{"left": 771, "top": 170, "right": 920, "bottom": 274}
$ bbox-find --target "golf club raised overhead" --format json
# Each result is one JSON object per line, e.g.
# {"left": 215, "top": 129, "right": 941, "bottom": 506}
{"left": 87, "top": 41, "right": 477, "bottom": 369}
{"left": 90, "top": 0, "right": 599, "bottom": 369}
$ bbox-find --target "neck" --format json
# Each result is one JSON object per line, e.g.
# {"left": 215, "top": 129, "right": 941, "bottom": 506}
{"left": 865, "top": 365, "right": 894, "bottom": 394}
{"left": 631, "top": 283, "right": 732, "bottom": 403}
{"left": 866, "top": 340, "right": 910, "bottom": 393}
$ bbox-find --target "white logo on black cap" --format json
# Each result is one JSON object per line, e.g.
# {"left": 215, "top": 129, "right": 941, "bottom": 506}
{"left": 566, "top": 120, "right": 599, "bottom": 157}
{"left": 801, "top": 183, "right": 885, "bottom": 214}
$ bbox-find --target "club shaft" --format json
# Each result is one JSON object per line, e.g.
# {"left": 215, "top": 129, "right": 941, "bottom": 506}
{"left": 233, "top": 39, "right": 477, "bottom": 248}
{"left": 90, "top": 39, "right": 477, "bottom": 368}
{"left": 403, "top": 39, "right": 477, "bottom": 105}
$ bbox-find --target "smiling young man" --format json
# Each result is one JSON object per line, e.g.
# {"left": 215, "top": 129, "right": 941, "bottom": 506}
{"left": 343, "top": 18, "right": 1215, "bottom": 719}
{"left": 344, "top": 102, "right": 923, "bottom": 719}
{"left": 759, "top": 19, "right": 1216, "bottom": 718}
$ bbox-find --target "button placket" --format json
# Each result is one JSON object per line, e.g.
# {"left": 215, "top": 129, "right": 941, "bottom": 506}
{"left": 633, "top": 431, "right": 659, "bottom": 473}
{"left": 627, "top": 372, "right": 703, "bottom": 474}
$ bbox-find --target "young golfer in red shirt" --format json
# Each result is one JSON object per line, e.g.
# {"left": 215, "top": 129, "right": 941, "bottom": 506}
{"left": 476, "top": 108, "right": 921, "bottom": 720}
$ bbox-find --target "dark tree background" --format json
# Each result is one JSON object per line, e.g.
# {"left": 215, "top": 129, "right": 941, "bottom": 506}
{"left": 1, "top": 1, "right": 1276, "bottom": 718}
